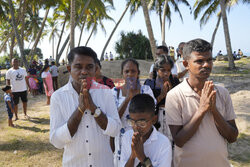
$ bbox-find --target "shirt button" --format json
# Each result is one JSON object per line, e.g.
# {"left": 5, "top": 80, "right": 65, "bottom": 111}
{"left": 86, "top": 140, "right": 88, "bottom": 143}
{"left": 89, "top": 153, "right": 91, "bottom": 156}
{"left": 90, "top": 165, "right": 92, "bottom": 167}
{"left": 85, "top": 112, "right": 87, "bottom": 114}
{"left": 86, "top": 125, "right": 89, "bottom": 128}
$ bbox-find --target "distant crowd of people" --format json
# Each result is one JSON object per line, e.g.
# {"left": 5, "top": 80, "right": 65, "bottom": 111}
{"left": 2, "top": 58, "right": 59, "bottom": 127}
{"left": 2, "top": 38, "right": 239, "bottom": 167}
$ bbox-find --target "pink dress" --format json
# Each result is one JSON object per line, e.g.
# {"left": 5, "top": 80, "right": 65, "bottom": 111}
{"left": 29, "top": 75, "right": 38, "bottom": 90}
{"left": 42, "top": 71, "right": 54, "bottom": 96}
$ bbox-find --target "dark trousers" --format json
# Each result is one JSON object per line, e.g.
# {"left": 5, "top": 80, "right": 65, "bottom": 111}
{"left": 52, "top": 76, "right": 58, "bottom": 90}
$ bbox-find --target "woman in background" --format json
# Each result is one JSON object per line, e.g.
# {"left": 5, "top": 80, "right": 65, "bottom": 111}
{"left": 41, "top": 65, "right": 54, "bottom": 105}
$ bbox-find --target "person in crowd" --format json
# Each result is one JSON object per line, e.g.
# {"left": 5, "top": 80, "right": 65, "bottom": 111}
{"left": 2, "top": 85, "right": 15, "bottom": 127}
{"left": 110, "top": 52, "right": 114, "bottom": 61}
{"left": 238, "top": 49, "right": 243, "bottom": 57}
{"left": 111, "top": 58, "right": 156, "bottom": 167}
{"left": 144, "top": 55, "right": 179, "bottom": 140}
{"left": 105, "top": 52, "right": 109, "bottom": 61}
{"left": 41, "top": 65, "right": 54, "bottom": 105}
{"left": 149, "top": 46, "right": 178, "bottom": 78}
{"left": 28, "top": 64, "right": 38, "bottom": 96}
{"left": 50, "top": 46, "right": 121, "bottom": 166}
{"left": 6, "top": 58, "right": 30, "bottom": 120}
{"left": 175, "top": 42, "right": 188, "bottom": 81}
{"left": 165, "top": 38, "right": 238, "bottom": 167}
{"left": 95, "top": 59, "right": 115, "bottom": 89}
{"left": 120, "top": 94, "right": 172, "bottom": 167}
{"left": 50, "top": 61, "right": 59, "bottom": 90}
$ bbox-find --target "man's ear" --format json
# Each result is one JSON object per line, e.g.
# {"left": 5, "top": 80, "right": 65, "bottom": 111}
{"left": 66, "top": 65, "right": 71, "bottom": 73}
{"left": 152, "top": 114, "right": 158, "bottom": 124}
{"left": 183, "top": 60, "right": 189, "bottom": 70}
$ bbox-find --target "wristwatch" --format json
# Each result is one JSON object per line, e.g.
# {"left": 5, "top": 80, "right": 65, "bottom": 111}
{"left": 142, "top": 157, "right": 152, "bottom": 167}
{"left": 94, "top": 107, "right": 102, "bottom": 118}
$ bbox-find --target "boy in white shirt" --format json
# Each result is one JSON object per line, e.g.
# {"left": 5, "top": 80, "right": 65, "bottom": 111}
{"left": 120, "top": 94, "right": 172, "bottom": 167}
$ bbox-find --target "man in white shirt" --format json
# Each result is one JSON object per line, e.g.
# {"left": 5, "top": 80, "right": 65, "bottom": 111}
{"left": 50, "top": 46, "right": 121, "bottom": 167}
{"left": 120, "top": 94, "right": 172, "bottom": 167}
{"left": 6, "top": 58, "right": 30, "bottom": 120}
{"left": 50, "top": 61, "right": 59, "bottom": 90}
{"left": 149, "top": 45, "right": 177, "bottom": 78}
{"left": 175, "top": 42, "right": 188, "bottom": 82}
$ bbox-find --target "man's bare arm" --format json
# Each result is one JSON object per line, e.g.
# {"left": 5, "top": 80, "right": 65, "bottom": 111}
{"left": 67, "top": 108, "right": 84, "bottom": 137}
{"left": 169, "top": 109, "right": 206, "bottom": 147}
{"left": 6, "top": 79, "right": 10, "bottom": 86}
{"left": 212, "top": 108, "right": 238, "bottom": 143}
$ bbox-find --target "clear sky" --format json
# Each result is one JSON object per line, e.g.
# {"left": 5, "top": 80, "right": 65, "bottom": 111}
{"left": 39, "top": 1, "right": 250, "bottom": 60}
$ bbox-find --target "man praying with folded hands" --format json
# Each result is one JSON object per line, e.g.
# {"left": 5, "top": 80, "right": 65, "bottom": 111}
{"left": 49, "top": 46, "right": 121, "bottom": 167}
{"left": 165, "top": 39, "right": 238, "bottom": 167}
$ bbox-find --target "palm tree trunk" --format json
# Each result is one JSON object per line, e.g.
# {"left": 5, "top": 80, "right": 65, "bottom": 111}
{"left": 220, "top": 0, "right": 235, "bottom": 69}
{"left": 70, "top": 0, "right": 76, "bottom": 49}
{"left": 57, "top": 0, "right": 91, "bottom": 63}
{"left": 78, "top": 17, "right": 87, "bottom": 46}
{"left": 141, "top": 0, "right": 157, "bottom": 60}
{"left": 161, "top": 0, "right": 167, "bottom": 46}
{"left": 211, "top": 13, "right": 221, "bottom": 48}
{"left": 28, "top": 8, "right": 50, "bottom": 64}
{"left": 7, "top": 0, "right": 28, "bottom": 69}
{"left": 158, "top": 0, "right": 163, "bottom": 33}
{"left": 10, "top": 33, "right": 15, "bottom": 61}
{"left": 85, "top": 24, "right": 96, "bottom": 46}
{"left": 56, "top": 17, "right": 67, "bottom": 64}
{"left": 52, "top": 36, "right": 54, "bottom": 59}
{"left": 20, "top": 0, "right": 26, "bottom": 48}
{"left": 100, "top": 2, "right": 130, "bottom": 61}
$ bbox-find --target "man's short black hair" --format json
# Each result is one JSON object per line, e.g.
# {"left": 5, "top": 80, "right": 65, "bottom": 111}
{"left": 129, "top": 94, "right": 155, "bottom": 114}
{"left": 183, "top": 38, "right": 212, "bottom": 60}
{"left": 157, "top": 45, "right": 169, "bottom": 54}
{"left": 121, "top": 58, "right": 139, "bottom": 75}
{"left": 67, "top": 46, "right": 98, "bottom": 64}
{"left": 2, "top": 85, "right": 11, "bottom": 92}
{"left": 51, "top": 61, "right": 55, "bottom": 65}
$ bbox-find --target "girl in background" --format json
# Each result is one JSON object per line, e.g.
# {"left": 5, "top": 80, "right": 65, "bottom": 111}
{"left": 41, "top": 65, "right": 54, "bottom": 105}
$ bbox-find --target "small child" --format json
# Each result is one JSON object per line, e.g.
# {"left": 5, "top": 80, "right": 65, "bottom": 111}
{"left": 120, "top": 94, "right": 172, "bottom": 167}
{"left": 2, "top": 85, "right": 14, "bottom": 127}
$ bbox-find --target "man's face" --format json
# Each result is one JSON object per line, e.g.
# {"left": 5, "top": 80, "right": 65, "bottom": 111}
{"left": 129, "top": 112, "right": 156, "bottom": 137}
{"left": 184, "top": 51, "right": 213, "bottom": 80}
{"left": 12, "top": 59, "right": 19, "bottom": 68}
{"left": 156, "top": 48, "right": 167, "bottom": 57}
{"left": 67, "top": 54, "right": 97, "bottom": 85}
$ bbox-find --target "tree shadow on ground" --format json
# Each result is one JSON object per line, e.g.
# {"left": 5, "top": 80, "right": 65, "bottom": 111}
{"left": 0, "top": 138, "right": 59, "bottom": 156}
{"left": 229, "top": 133, "right": 250, "bottom": 165}
{"left": 14, "top": 125, "right": 49, "bottom": 133}
{"left": 28, "top": 117, "right": 50, "bottom": 125}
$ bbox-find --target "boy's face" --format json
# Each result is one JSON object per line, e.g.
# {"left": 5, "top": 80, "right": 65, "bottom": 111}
{"left": 6, "top": 89, "right": 12, "bottom": 94}
{"left": 129, "top": 112, "right": 157, "bottom": 137}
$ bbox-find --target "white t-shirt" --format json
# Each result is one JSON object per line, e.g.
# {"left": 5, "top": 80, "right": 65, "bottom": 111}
{"left": 176, "top": 58, "right": 189, "bottom": 81}
{"left": 149, "top": 64, "right": 178, "bottom": 75}
{"left": 42, "top": 71, "right": 50, "bottom": 79}
{"left": 6, "top": 67, "right": 27, "bottom": 92}
{"left": 50, "top": 65, "right": 58, "bottom": 77}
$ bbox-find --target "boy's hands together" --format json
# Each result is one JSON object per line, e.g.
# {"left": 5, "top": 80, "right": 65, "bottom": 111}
{"left": 131, "top": 132, "right": 146, "bottom": 162}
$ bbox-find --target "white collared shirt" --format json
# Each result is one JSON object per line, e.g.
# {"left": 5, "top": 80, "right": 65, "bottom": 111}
{"left": 120, "top": 127, "right": 172, "bottom": 167}
{"left": 50, "top": 81, "right": 121, "bottom": 167}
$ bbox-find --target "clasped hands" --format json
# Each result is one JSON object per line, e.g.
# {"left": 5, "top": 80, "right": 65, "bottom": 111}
{"left": 131, "top": 131, "right": 146, "bottom": 162}
{"left": 199, "top": 81, "right": 217, "bottom": 114}
{"left": 78, "top": 79, "right": 96, "bottom": 114}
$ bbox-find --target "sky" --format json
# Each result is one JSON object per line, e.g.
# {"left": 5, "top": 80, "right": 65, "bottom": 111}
{"left": 35, "top": 1, "right": 250, "bottom": 60}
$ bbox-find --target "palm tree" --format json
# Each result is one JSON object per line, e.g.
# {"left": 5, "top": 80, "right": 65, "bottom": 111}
{"left": 100, "top": 1, "right": 131, "bottom": 61}
{"left": 70, "top": 0, "right": 76, "bottom": 49}
{"left": 141, "top": 0, "right": 157, "bottom": 59}
{"left": 7, "top": 0, "right": 28, "bottom": 69}
{"left": 47, "top": 18, "right": 60, "bottom": 59}
{"left": 193, "top": 0, "right": 250, "bottom": 69}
